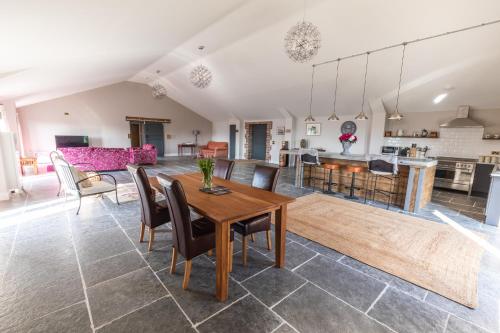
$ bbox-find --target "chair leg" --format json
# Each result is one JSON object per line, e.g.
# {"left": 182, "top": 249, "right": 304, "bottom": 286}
{"left": 207, "top": 249, "right": 213, "bottom": 256}
{"left": 148, "top": 228, "right": 155, "bottom": 252}
{"left": 242, "top": 236, "right": 248, "bottom": 267}
{"left": 229, "top": 241, "right": 234, "bottom": 272}
{"left": 266, "top": 230, "right": 272, "bottom": 250}
{"left": 170, "top": 247, "right": 178, "bottom": 274}
{"left": 115, "top": 189, "right": 120, "bottom": 205}
{"left": 182, "top": 260, "right": 192, "bottom": 290}
{"left": 76, "top": 196, "right": 82, "bottom": 215}
{"left": 57, "top": 183, "right": 61, "bottom": 197}
{"left": 250, "top": 234, "right": 255, "bottom": 242}
{"left": 139, "top": 223, "right": 145, "bottom": 242}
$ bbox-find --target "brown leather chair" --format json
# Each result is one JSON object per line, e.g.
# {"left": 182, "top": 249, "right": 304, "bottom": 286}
{"left": 233, "top": 165, "right": 280, "bottom": 266}
{"left": 213, "top": 159, "right": 235, "bottom": 180}
{"left": 157, "top": 173, "right": 234, "bottom": 290}
{"left": 127, "top": 164, "right": 170, "bottom": 251}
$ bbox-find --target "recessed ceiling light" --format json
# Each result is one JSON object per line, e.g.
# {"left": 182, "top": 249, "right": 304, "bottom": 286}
{"left": 433, "top": 93, "right": 448, "bottom": 104}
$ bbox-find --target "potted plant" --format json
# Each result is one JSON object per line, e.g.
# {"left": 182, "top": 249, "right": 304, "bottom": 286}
{"left": 339, "top": 133, "right": 357, "bottom": 155}
{"left": 197, "top": 158, "right": 214, "bottom": 189}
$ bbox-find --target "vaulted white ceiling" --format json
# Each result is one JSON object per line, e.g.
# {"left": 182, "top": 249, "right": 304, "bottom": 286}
{"left": 2, "top": 0, "right": 500, "bottom": 121}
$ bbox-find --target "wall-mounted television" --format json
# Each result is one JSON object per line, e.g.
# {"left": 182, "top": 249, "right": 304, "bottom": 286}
{"left": 55, "top": 135, "right": 89, "bottom": 148}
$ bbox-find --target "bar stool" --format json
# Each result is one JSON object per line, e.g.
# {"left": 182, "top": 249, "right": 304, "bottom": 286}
{"left": 364, "top": 159, "right": 400, "bottom": 209}
{"left": 322, "top": 163, "right": 341, "bottom": 194}
{"left": 299, "top": 149, "right": 321, "bottom": 190}
{"left": 344, "top": 165, "right": 365, "bottom": 200}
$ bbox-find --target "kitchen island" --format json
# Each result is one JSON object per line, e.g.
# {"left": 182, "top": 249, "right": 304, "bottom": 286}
{"left": 281, "top": 150, "right": 437, "bottom": 213}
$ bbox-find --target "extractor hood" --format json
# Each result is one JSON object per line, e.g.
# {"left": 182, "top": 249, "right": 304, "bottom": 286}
{"left": 440, "top": 105, "right": 484, "bottom": 128}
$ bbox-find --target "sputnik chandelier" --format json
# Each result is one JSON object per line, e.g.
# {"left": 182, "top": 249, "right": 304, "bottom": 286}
{"left": 190, "top": 46, "right": 213, "bottom": 89}
{"left": 284, "top": 0, "right": 321, "bottom": 63}
{"left": 151, "top": 70, "right": 167, "bottom": 99}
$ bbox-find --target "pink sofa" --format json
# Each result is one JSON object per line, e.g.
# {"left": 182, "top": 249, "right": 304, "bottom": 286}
{"left": 59, "top": 145, "right": 157, "bottom": 171}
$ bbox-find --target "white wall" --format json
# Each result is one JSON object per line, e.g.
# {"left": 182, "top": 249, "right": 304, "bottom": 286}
{"left": 212, "top": 117, "right": 241, "bottom": 159}
{"left": 18, "top": 82, "right": 212, "bottom": 156}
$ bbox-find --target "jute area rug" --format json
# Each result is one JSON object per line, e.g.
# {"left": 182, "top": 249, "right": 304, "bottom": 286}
{"left": 104, "top": 183, "right": 164, "bottom": 204}
{"left": 286, "top": 193, "right": 485, "bottom": 308}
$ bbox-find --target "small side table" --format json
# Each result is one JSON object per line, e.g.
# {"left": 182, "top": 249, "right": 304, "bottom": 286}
{"left": 178, "top": 143, "right": 197, "bottom": 156}
{"left": 20, "top": 157, "right": 38, "bottom": 175}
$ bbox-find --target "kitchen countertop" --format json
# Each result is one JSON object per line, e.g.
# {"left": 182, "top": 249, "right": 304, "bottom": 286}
{"left": 281, "top": 150, "right": 437, "bottom": 167}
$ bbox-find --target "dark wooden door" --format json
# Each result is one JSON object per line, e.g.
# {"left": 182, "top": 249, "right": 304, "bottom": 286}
{"left": 229, "top": 124, "right": 236, "bottom": 160}
{"left": 144, "top": 122, "right": 164, "bottom": 157}
{"left": 129, "top": 123, "right": 141, "bottom": 147}
{"left": 251, "top": 124, "right": 267, "bottom": 160}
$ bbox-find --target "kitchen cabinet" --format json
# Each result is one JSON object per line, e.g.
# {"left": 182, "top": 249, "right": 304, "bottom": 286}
{"left": 471, "top": 163, "right": 495, "bottom": 197}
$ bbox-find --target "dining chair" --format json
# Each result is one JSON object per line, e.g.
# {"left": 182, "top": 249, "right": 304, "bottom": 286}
{"left": 213, "top": 159, "right": 235, "bottom": 180}
{"left": 127, "top": 164, "right": 170, "bottom": 251}
{"left": 157, "top": 173, "right": 234, "bottom": 290}
{"left": 233, "top": 164, "right": 280, "bottom": 266}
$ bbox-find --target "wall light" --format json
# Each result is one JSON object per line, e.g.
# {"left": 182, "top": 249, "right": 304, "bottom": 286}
{"left": 433, "top": 93, "right": 448, "bottom": 104}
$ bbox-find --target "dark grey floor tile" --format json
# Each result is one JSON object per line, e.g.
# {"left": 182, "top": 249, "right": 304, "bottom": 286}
{"left": 286, "top": 231, "right": 310, "bottom": 245}
{"left": 0, "top": 278, "right": 84, "bottom": 331}
{"left": 231, "top": 248, "right": 274, "bottom": 282}
{"left": 389, "top": 276, "right": 428, "bottom": 300}
{"left": 124, "top": 225, "right": 172, "bottom": 253}
{"left": 74, "top": 228, "right": 135, "bottom": 264}
{"left": 70, "top": 214, "right": 119, "bottom": 236}
{"left": 5, "top": 302, "right": 91, "bottom": 333}
{"left": 157, "top": 256, "right": 247, "bottom": 324}
{"left": 446, "top": 315, "right": 489, "bottom": 333}
{"left": 114, "top": 214, "right": 142, "bottom": 230}
{"left": 242, "top": 267, "right": 305, "bottom": 307}
{"left": 273, "top": 323, "right": 297, "bottom": 333}
{"left": 368, "top": 287, "right": 448, "bottom": 333}
{"left": 96, "top": 297, "right": 194, "bottom": 333}
{"left": 274, "top": 283, "right": 391, "bottom": 333}
{"left": 266, "top": 241, "right": 316, "bottom": 270}
{"left": 296, "top": 255, "right": 386, "bottom": 311}
{"left": 305, "top": 241, "right": 343, "bottom": 261}
{"left": 426, "top": 291, "right": 499, "bottom": 333}
{"left": 87, "top": 267, "right": 168, "bottom": 327}
{"left": 197, "top": 295, "right": 281, "bottom": 333}
{"left": 141, "top": 245, "right": 178, "bottom": 272}
{"left": 82, "top": 250, "right": 147, "bottom": 287}
{"left": 339, "top": 256, "right": 393, "bottom": 283}
{"left": 246, "top": 230, "right": 277, "bottom": 254}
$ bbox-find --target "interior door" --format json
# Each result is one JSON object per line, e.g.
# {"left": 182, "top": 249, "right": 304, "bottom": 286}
{"left": 251, "top": 124, "right": 267, "bottom": 160}
{"left": 144, "top": 122, "right": 164, "bottom": 157}
{"left": 229, "top": 124, "right": 236, "bottom": 160}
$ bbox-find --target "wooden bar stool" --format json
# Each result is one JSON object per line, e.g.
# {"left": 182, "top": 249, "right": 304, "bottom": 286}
{"left": 364, "top": 159, "right": 400, "bottom": 209}
{"left": 344, "top": 165, "right": 364, "bottom": 200}
{"left": 322, "top": 163, "right": 341, "bottom": 194}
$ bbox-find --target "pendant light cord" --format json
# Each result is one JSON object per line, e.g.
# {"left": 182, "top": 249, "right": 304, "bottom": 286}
{"left": 360, "top": 52, "right": 370, "bottom": 114}
{"left": 308, "top": 65, "right": 316, "bottom": 117}
{"left": 332, "top": 59, "right": 340, "bottom": 113}
{"left": 394, "top": 43, "right": 406, "bottom": 113}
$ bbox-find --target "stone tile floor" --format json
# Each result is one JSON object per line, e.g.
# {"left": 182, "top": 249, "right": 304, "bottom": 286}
{"left": 0, "top": 157, "right": 499, "bottom": 332}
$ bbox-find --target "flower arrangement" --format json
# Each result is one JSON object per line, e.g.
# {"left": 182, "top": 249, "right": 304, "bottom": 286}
{"left": 339, "top": 133, "right": 358, "bottom": 143}
{"left": 197, "top": 158, "right": 214, "bottom": 189}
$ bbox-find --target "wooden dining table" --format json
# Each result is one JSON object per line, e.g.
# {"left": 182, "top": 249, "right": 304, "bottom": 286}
{"left": 149, "top": 172, "right": 295, "bottom": 301}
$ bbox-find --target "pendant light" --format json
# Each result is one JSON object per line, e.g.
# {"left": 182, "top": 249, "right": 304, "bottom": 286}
{"left": 354, "top": 52, "right": 370, "bottom": 120}
{"left": 151, "top": 70, "right": 167, "bottom": 99}
{"left": 305, "top": 65, "right": 316, "bottom": 122}
{"left": 328, "top": 59, "right": 341, "bottom": 121}
{"left": 190, "top": 45, "right": 213, "bottom": 88}
{"left": 388, "top": 43, "right": 407, "bottom": 120}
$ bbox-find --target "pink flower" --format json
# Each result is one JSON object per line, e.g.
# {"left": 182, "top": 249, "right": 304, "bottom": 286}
{"left": 339, "top": 133, "right": 358, "bottom": 143}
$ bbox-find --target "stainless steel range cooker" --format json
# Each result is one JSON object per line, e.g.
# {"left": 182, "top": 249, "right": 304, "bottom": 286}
{"left": 434, "top": 156, "right": 477, "bottom": 195}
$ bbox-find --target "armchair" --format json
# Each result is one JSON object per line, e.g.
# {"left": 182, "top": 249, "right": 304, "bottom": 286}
{"left": 199, "top": 141, "right": 228, "bottom": 159}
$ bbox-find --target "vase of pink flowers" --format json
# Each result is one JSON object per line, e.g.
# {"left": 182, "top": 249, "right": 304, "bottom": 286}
{"left": 339, "top": 133, "right": 357, "bottom": 155}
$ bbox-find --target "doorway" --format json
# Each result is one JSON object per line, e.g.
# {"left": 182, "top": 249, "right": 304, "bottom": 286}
{"left": 250, "top": 124, "right": 267, "bottom": 160}
{"left": 229, "top": 124, "right": 236, "bottom": 160}
{"left": 129, "top": 123, "right": 141, "bottom": 147}
{"left": 144, "top": 122, "right": 165, "bottom": 157}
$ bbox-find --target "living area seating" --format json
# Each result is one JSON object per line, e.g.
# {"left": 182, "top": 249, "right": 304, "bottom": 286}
{"left": 52, "top": 153, "right": 119, "bottom": 214}
{"left": 127, "top": 164, "right": 170, "bottom": 251}
{"left": 59, "top": 144, "right": 157, "bottom": 172}
{"left": 233, "top": 164, "right": 280, "bottom": 266}
{"left": 157, "top": 173, "right": 234, "bottom": 289}
{"left": 199, "top": 141, "right": 228, "bottom": 158}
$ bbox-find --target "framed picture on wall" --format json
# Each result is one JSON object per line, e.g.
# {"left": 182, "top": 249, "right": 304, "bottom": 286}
{"left": 306, "top": 123, "right": 321, "bottom": 136}
{"left": 277, "top": 126, "right": 285, "bottom": 135}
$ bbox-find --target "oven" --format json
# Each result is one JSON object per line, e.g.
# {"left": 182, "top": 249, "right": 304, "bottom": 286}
{"left": 381, "top": 146, "right": 399, "bottom": 155}
{"left": 434, "top": 157, "right": 476, "bottom": 195}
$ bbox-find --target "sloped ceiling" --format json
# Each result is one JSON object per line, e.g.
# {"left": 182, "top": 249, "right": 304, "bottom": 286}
{"left": 2, "top": 0, "right": 500, "bottom": 121}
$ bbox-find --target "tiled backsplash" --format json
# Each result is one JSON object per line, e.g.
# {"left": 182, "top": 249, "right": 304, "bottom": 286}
{"left": 384, "top": 128, "right": 500, "bottom": 158}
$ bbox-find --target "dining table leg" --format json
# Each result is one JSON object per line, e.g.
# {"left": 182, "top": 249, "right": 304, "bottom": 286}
{"left": 215, "top": 222, "right": 230, "bottom": 301}
{"left": 275, "top": 204, "right": 287, "bottom": 268}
